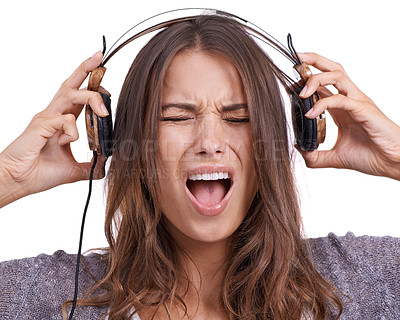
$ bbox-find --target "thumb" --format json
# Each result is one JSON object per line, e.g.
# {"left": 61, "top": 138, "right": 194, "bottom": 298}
{"left": 295, "top": 144, "right": 341, "bottom": 169}
{"left": 75, "top": 156, "right": 107, "bottom": 181}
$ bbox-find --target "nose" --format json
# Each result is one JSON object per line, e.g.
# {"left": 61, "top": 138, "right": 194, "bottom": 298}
{"left": 193, "top": 116, "right": 226, "bottom": 157}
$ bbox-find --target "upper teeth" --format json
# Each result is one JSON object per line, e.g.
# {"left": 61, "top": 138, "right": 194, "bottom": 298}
{"left": 188, "top": 172, "right": 230, "bottom": 181}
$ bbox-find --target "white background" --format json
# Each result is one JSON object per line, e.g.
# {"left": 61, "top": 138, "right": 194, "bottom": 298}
{"left": 0, "top": 0, "right": 399, "bottom": 261}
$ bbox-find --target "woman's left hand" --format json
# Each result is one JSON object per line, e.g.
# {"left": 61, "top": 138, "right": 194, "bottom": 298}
{"left": 296, "top": 52, "right": 400, "bottom": 181}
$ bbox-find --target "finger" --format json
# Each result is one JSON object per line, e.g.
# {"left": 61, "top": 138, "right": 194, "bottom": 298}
{"left": 29, "top": 113, "right": 77, "bottom": 140}
{"left": 69, "top": 86, "right": 111, "bottom": 120}
{"left": 307, "top": 88, "right": 358, "bottom": 128}
{"left": 76, "top": 86, "right": 111, "bottom": 120}
{"left": 48, "top": 52, "right": 103, "bottom": 108}
{"left": 305, "top": 94, "right": 381, "bottom": 131}
{"left": 298, "top": 52, "right": 345, "bottom": 73}
{"left": 313, "top": 85, "right": 347, "bottom": 127}
{"left": 299, "top": 70, "right": 361, "bottom": 99}
{"left": 305, "top": 94, "right": 360, "bottom": 119}
{"left": 80, "top": 86, "right": 111, "bottom": 96}
{"left": 50, "top": 89, "right": 109, "bottom": 118}
{"left": 295, "top": 145, "right": 343, "bottom": 169}
{"left": 62, "top": 51, "right": 103, "bottom": 90}
{"left": 57, "top": 114, "right": 79, "bottom": 145}
{"left": 26, "top": 113, "right": 79, "bottom": 153}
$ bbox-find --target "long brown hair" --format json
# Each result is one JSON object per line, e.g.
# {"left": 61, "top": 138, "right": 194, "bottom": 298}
{"left": 65, "top": 14, "right": 343, "bottom": 319}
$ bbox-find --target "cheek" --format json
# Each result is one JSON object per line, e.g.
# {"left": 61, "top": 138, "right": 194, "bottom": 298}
{"left": 230, "top": 126, "right": 258, "bottom": 193}
{"left": 157, "top": 132, "right": 179, "bottom": 214}
{"left": 157, "top": 126, "right": 190, "bottom": 184}
{"left": 229, "top": 125, "right": 254, "bottom": 164}
{"left": 158, "top": 126, "right": 180, "bottom": 162}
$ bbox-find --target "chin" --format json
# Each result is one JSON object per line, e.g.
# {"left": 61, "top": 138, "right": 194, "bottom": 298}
{"left": 163, "top": 192, "right": 249, "bottom": 246}
{"left": 165, "top": 215, "right": 240, "bottom": 246}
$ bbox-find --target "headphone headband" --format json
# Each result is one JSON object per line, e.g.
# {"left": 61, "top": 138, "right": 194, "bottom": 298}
{"left": 101, "top": 8, "right": 299, "bottom": 68}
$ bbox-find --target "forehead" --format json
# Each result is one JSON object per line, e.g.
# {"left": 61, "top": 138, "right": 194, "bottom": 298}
{"left": 162, "top": 50, "right": 245, "bottom": 105}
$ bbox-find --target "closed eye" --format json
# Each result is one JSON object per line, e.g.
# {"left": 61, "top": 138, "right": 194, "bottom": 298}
{"left": 160, "top": 117, "right": 193, "bottom": 122}
{"left": 224, "top": 118, "right": 249, "bottom": 123}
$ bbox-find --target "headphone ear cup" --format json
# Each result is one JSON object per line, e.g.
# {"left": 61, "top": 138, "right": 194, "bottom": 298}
{"left": 291, "top": 86, "right": 318, "bottom": 151}
{"left": 96, "top": 92, "right": 113, "bottom": 157}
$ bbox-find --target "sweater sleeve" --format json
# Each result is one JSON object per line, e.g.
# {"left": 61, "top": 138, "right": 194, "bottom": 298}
{"left": 308, "top": 232, "right": 400, "bottom": 319}
{"left": 0, "top": 250, "right": 108, "bottom": 320}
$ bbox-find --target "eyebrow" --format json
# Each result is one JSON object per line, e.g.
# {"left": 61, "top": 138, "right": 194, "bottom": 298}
{"left": 161, "top": 103, "right": 248, "bottom": 112}
{"left": 161, "top": 103, "right": 197, "bottom": 112}
{"left": 220, "top": 104, "right": 248, "bottom": 112}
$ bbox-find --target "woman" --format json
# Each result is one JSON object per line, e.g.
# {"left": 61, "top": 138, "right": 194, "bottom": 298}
{"left": 1, "top": 13, "right": 400, "bottom": 320}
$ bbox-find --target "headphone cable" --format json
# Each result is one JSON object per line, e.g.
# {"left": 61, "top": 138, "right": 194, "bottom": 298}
{"left": 68, "top": 150, "right": 98, "bottom": 320}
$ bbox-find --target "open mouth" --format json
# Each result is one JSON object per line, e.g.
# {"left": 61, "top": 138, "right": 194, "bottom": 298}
{"left": 186, "top": 171, "right": 232, "bottom": 209}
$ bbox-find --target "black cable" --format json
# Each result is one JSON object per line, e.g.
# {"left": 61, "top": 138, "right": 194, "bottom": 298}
{"left": 100, "top": 36, "right": 107, "bottom": 68}
{"left": 287, "top": 33, "right": 302, "bottom": 65}
{"left": 102, "top": 36, "right": 107, "bottom": 56}
{"left": 68, "top": 150, "right": 98, "bottom": 320}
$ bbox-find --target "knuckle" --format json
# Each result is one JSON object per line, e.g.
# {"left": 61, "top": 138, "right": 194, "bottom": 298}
{"left": 333, "top": 61, "right": 345, "bottom": 72}
{"left": 72, "top": 130, "right": 79, "bottom": 140}
{"left": 56, "top": 88, "right": 73, "bottom": 105}
{"left": 94, "top": 91, "right": 103, "bottom": 101}
{"left": 30, "top": 110, "right": 47, "bottom": 124}
{"left": 333, "top": 69, "right": 345, "bottom": 79}
{"left": 31, "top": 112, "right": 42, "bottom": 122}
{"left": 89, "top": 91, "right": 103, "bottom": 106}
{"left": 335, "top": 93, "right": 346, "bottom": 103}
{"left": 313, "top": 100, "right": 327, "bottom": 114}
{"left": 60, "top": 79, "right": 69, "bottom": 90}
{"left": 29, "top": 116, "right": 40, "bottom": 128}
{"left": 64, "top": 89, "right": 82, "bottom": 106}
{"left": 303, "top": 156, "right": 315, "bottom": 168}
{"left": 64, "top": 113, "right": 76, "bottom": 122}
{"left": 306, "top": 52, "right": 318, "bottom": 60}
{"left": 307, "top": 74, "right": 320, "bottom": 88}
{"left": 307, "top": 73, "right": 316, "bottom": 84}
{"left": 326, "top": 94, "right": 342, "bottom": 107}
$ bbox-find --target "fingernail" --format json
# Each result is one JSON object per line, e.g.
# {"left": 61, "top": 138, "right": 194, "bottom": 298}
{"left": 305, "top": 108, "right": 314, "bottom": 118}
{"left": 100, "top": 103, "right": 109, "bottom": 116}
{"left": 299, "top": 85, "right": 308, "bottom": 98}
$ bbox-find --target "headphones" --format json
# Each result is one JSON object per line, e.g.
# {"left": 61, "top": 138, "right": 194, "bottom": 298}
{"left": 84, "top": 8, "right": 326, "bottom": 157}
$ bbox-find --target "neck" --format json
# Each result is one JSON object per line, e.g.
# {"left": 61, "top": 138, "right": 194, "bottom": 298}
{"left": 166, "top": 222, "right": 232, "bottom": 317}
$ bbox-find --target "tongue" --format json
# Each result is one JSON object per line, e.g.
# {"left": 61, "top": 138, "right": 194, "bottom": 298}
{"left": 189, "top": 180, "right": 227, "bottom": 206}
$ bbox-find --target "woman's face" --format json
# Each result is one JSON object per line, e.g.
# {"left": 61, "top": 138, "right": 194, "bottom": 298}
{"left": 158, "top": 50, "right": 257, "bottom": 245}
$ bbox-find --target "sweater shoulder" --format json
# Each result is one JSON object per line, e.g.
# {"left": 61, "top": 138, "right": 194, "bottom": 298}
{"left": 0, "top": 250, "right": 108, "bottom": 319}
{"left": 308, "top": 232, "right": 400, "bottom": 317}
{"left": 308, "top": 232, "right": 400, "bottom": 272}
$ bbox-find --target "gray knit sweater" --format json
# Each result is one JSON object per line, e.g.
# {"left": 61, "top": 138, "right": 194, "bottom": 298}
{"left": 0, "top": 232, "right": 399, "bottom": 319}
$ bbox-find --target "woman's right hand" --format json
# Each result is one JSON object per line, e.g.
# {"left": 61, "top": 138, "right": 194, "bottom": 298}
{"left": 0, "top": 52, "right": 108, "bottom": 207}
